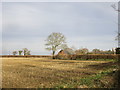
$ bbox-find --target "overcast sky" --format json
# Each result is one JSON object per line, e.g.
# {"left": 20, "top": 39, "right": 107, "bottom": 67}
{"left": 2, "top": 2, "right": 118, "bottom": 55}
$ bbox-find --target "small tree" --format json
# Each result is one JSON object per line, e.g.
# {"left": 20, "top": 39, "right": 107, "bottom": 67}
{"left": 81, "top": 48, "right": 89, "bottom": 54}
{"left": 13, "top": 51, "right": 17, "bottom": 55}
{"left": 75, "top": 48, "right": 89, "bottom": 54}
{"left": 92, "top": 49, "right": 101, "bottom": 54}
{"left": 18, "top": 50, "right": 23, "bottom": 55}
{"left": 45, "top": 32, "right": 66, "bottom": 59}
{"left": 64, "top": 48, "right": 75, "bottom": 55}
{"left": 23, "top": 48, "right": 28, "bottom": 55}
{"left": 27, "top": 51, "right": 31, "bottom": 55}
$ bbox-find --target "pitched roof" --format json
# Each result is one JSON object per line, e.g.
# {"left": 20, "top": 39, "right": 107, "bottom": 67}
{"left": 59, "top": 48, "right": 75, "bottom": 55}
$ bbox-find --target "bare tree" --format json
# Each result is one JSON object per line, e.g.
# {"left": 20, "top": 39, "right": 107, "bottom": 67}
{"left": 23, "top": 48, "right": 30, "bottom": 55}
{"left": 18, "top": 50, "right": 23, "bottom": 55}
{"left": 27, "top": 51, "right": 31, "bottom": 55}
{"left": 64, "top": 48, "right": 75, "bottom": 55}
{"left": 13, "top": 51, "right": 17, "bottom": 55}
{"left": 92, "top": 49, "right": 101, "bottom": 54}
{"left": 75, "top": 48, "right": 89, "bottom": 54}
{"left": 111, "top": 3, "right": 120, "bottom": 47}
{"left": 111, "top": 4, "right": 120, "bottom": 12}
{"left": 23, "top": 48, "right": 28, "bottom": 55}
{"left": 45, "top": 32, "right": 66, "bottom": 59}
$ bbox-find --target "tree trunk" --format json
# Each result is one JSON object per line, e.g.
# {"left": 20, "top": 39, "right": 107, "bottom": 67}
{"left": 52, "top": 51, "right": 55, "bottom": 59}
{"left": 24, "top": 51, "right": 26, "bottom": 55}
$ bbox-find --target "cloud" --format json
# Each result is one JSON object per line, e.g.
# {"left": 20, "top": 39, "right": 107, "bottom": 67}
{"left": 0, "top": 3, "right": 2, "bottom": 55}
{"left": 67, "top": 35, "right": 117, "bottom": 50}
{"left": 2, "top": 2, "right": 118, "bottom": 55}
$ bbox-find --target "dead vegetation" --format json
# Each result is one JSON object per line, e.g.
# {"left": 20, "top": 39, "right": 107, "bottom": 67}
{"left": 2, "top": 57, "right": 118, "bottom": 88}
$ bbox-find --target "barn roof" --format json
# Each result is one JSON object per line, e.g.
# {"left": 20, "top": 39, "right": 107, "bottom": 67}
{"left": 59, "top": 48, "right": 75, "bottom": 55}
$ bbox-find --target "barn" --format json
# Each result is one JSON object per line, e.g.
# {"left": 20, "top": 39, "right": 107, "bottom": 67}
{"left": 57, "top": 48, "right": 75, "bottom": 55}
{"left": 56, "top": 48, "right": 75, "bottom": 59}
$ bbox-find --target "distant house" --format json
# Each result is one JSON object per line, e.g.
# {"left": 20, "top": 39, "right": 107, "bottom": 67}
{"left": 58, "top": 48, "right": 75, "bottom": 55}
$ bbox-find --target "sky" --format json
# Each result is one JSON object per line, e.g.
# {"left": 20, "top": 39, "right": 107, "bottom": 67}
{"left": 2, "top": 2, "right": 118, "bottom": 55}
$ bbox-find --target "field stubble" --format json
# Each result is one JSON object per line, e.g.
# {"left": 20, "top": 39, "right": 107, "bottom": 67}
{"left": 2, "top": 57, "right": 118, "bottom": 88}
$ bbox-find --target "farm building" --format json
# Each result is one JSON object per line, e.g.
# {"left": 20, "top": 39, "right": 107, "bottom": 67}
{"left": 56, "top": 48, "right": 76, "bottom": 59}
{"left": 58, "top": 48, "right": 75, "bottom": 55}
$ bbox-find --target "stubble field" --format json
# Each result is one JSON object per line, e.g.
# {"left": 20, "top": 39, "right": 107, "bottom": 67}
{"left": 2, "top": 57, "right": 118, "bottom": 88}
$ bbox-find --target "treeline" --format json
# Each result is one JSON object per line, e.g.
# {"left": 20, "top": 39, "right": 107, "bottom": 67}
{"left": 12, "top": 48, "right": 31, "bottom": 55}
{"left": 75, "top": 48, "right": 115, "bottom": 54}
{"left": 11, "top": 48, "right": 115, "bottom": 55}
{"left": 55, "top": 48, "right": 118, "bottom": 60}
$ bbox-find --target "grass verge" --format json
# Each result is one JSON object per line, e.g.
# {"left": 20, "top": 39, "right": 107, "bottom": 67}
{"left": 54, "top": 64, "right": 118, "bottom": 88}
